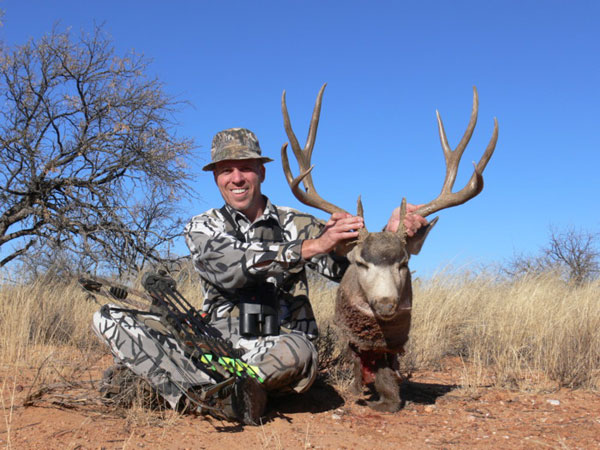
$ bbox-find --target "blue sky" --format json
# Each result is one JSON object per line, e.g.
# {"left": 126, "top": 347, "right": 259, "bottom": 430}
{"left": 1, "top": 1, "right": 598, "bottom": 277}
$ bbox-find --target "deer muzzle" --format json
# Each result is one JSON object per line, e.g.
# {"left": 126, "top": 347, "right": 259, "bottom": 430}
{"left": 363, "top": 268, "right": 411, "bottom": 320}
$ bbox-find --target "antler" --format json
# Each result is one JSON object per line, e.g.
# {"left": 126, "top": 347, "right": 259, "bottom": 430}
{"left": 281, "top": 83, "right": 364, "bottom": 218}
{"left": 413, "top": 86, "right": 499, "bottom": 218}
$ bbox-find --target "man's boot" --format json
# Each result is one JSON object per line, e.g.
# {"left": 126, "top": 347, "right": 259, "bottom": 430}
{"left": 189, "top": 376, "right": 267, "bottom": 426}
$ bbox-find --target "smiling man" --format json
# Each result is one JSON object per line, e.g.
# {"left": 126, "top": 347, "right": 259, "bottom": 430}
{"left": 184, "top": 128, "right": 363, "bottom": 398}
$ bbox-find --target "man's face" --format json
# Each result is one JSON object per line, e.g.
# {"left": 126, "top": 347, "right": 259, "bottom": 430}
{"left": 214, "top": 159, "right": 266, "bottom": 219}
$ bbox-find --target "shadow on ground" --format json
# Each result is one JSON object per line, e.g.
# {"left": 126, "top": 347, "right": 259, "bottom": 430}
{"left": 268, "top": 378, "right": 457, "bottom": 420}
{"left": 268, "top": 379, "right": 345, "bottom": 416}
{"left": 401, "top": 380, "right": 458, "bottom": 405}
{"left": 218, "top": 375, "right": 459, "bottom": 427}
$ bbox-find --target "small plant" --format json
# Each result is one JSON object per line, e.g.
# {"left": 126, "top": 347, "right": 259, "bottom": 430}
{"left": 100, "top": 365, "right": 168, "bottom": 411}
{"left": 314, "top": 323, "right": 353, "bottom": 388}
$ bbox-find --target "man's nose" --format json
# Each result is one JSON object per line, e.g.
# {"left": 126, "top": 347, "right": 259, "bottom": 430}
{"left": 230, "top": 168, "right": 244, "bottom": 183}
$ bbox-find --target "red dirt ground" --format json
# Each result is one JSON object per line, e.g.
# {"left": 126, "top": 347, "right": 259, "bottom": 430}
{"left": 2, "top": 356, "right": 600, "bottom": 449}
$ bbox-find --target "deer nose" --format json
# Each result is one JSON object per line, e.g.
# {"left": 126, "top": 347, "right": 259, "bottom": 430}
{"left": 371, "top": 296, "right": 398, "bottom": 319}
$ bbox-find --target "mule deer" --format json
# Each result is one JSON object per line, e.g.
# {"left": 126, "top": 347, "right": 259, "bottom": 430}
{"left": 281, "top": 84, "right": 498, "bottom": 412}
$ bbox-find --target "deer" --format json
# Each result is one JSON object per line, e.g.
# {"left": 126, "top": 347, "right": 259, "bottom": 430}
{"left": 280, "top": 84, "right": 498, "bottom": 412}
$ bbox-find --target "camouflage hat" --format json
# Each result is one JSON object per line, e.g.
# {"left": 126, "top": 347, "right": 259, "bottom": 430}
{"left": 202, "top": 128, "right": 274, "bottom": 171}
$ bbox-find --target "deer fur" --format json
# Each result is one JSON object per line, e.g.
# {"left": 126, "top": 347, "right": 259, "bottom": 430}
{"left": 335, "top": 224, "right": 436, "bottom": 412}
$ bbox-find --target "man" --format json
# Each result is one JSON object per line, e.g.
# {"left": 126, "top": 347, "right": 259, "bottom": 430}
{"left": 184, "top": 128, "right": 427, "bottom": 397}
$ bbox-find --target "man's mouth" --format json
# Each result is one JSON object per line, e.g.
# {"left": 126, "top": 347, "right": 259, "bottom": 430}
{"left": 231, "top": 188, "right": 248, "bottom": 195}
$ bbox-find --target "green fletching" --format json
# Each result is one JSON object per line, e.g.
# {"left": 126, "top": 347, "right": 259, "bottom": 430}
{"left": 201, "top": 353, "right": 263, "bottom": 382}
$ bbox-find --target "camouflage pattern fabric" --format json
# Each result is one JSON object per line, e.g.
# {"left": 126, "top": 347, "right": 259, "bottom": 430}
{"left": 211, "top": 316, "right": 318, "bottom": 394}
{"left": 184, "top": 196, "right": 349, "bottom": 340}
{"left": 91, "top": 198, "right": 344, "bottom": 407}
{"left": 92, "top": 304, "right": 318, "bottom": 409}
{"left": 92, "top": 305, "right": 214, "bottom": 408}
{"left": 202, "top": 128, "right": 273, "bottom": 171}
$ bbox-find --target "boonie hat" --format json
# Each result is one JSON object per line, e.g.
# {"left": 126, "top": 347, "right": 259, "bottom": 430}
{"left": 202, "top": 128, "right": 274, "bottom": 171}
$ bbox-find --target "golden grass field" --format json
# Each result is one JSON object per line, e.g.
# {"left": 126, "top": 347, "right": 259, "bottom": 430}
{"left": 1, "top": 269, "right": 598, "bottom": 392}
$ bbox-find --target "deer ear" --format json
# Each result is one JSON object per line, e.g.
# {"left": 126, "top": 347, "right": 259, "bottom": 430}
{"left": 346, "top": 245, "right": 360, "bottom": 264}
{"left": 406, "top": 217, "right": 439, "bottom": 255}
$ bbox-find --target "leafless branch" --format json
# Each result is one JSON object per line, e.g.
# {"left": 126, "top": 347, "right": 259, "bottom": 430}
{"left": 0, "top": 26, "right": 197, "bottom": 274}
{"left": 503, "top": 227, "right": 599, "bottom": 285}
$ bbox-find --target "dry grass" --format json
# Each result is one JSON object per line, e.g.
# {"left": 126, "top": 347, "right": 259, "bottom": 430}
{"left": 1, "top": 366, "right": 19, "bottom": 449}
{"left": 310, "top": 270, "right": 600, "bottom": 392}
{"left": 1, "top": 268, "right": 598, "bottom": 400}
{"left": 0, "top": 273, "right": 187, "bottom": 429}
{"left": 0, "top": 276, "right": 102, "bottom": 368}
{"left": 0, "top": 266, "right": 596, "bottom": 448}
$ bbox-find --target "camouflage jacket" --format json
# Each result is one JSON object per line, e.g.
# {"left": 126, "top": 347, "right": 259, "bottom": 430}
{"left": 184, "top": 196, "right": 349, "bottom": 339}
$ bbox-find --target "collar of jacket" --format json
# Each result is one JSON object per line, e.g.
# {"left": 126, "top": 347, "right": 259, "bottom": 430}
{"left": 224, "top": 195, "right": 281, "bottom": 228}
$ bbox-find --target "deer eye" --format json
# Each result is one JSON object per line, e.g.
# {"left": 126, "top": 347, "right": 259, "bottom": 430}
{"left": 356, "top": 260, "right": 369, "bottom": 270}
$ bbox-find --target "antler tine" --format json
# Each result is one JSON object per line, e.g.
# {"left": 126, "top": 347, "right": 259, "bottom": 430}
{"left": 281, "top": 84, "right": 349, "bottom": 216}
{"left": 281, "top": 84, "right": 326, "bottom": 194}
{"left": 437, "top": 87, "right": 479, "bottom": 194}
{"left": 396, "top": 197, "right": 407, "bottom": 243}
{"left": 281, "top": 143, "right": 343, "bottom": 213}
{"left": 305, "top": 83, "right": 327, "bottom": 163}
{"left": 281, "top": 90, "right": 304, "bottom": 167}
{"left": 356, "top": 195, "right": 369, "bottom": 239}
{"left": 414, "top": 87, "right": 499, "bottom": 218}
{"left": 356, "top": 195, "right": 364, "bottom": 219}
{"left": 475, "top": 117, "right": 499, "bottom": 174}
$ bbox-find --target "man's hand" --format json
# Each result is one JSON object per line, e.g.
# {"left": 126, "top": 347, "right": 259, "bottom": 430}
{"left": 385, "top": 203, "right": 428, "bottom": 237}
{"left": 301, "top": 212, "right": 364, "bottom": 259}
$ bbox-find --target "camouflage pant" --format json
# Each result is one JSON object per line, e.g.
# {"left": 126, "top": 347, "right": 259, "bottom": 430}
{"left": 211, "top": 316, "right": 318, "bottom": 394}
{"left": 92, "top": 304, "right": 317, "bottom": 408}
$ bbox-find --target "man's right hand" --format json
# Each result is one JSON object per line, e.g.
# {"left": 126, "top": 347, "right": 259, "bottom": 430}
{"left": 301, "top": 212, "right": 364, "bottom": 260}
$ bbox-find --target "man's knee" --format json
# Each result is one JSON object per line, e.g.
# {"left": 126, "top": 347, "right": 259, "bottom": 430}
{"left": 273, "top": 332, "right": 317, "bottom": 370}
{"left": 241, "top": 332, "right": 317, "bottom": 394}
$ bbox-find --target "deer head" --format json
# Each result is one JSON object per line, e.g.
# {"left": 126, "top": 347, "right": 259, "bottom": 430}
{"left": 281, "top": 84, "right": 498, "bottom": 321}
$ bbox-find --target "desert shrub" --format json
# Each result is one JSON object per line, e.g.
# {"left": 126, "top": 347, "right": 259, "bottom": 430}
{"left": 0, "top": 26, "right": 195, "bottom": 274}
{"left": 504, "top": 227, "right": 599, "bottom": 285}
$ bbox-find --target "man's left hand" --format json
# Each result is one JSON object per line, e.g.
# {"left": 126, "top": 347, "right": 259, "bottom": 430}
{"left": 385, "top": 203, "right": 428, "bottom": 236}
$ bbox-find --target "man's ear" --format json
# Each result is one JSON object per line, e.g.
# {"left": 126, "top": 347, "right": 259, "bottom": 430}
{"left": 406, "top": 216, "right": 439, "bottom": 255}
{"left": 259, "top": 163, "right": 266, "bottom": 183}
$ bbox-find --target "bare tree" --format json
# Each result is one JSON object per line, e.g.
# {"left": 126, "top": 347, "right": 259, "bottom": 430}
{"left": 502, "top": 252, "right": 554, "bottom": 279}
{"left": 16, "top": 240, "right": 93, "bottom": 283}
{"left": 504, "top": 227, "right": 599, "bottom": 285}
{"left": 0, "top": 26, "right": 196, "bottom": 273}
{"left": 545, "top": 227, "right": 599, "bottom": 285}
